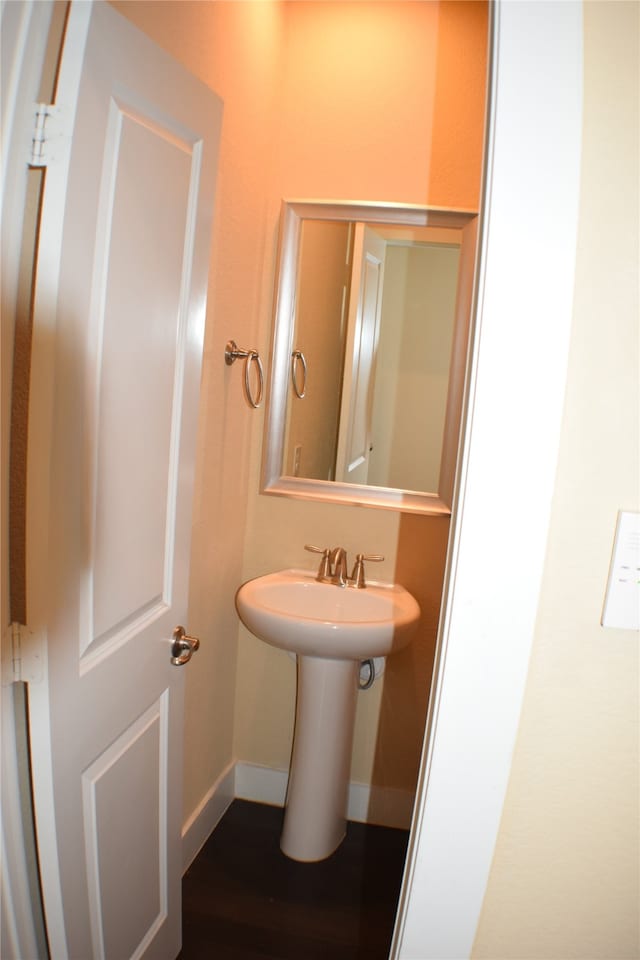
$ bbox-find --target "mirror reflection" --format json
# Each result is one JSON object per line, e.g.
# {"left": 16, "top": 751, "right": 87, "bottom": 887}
{"left": 263, "top": 201, "right": 478, "bottom": 515}
{"left": 285, "top": 219, "right": 461, "bottom": 492}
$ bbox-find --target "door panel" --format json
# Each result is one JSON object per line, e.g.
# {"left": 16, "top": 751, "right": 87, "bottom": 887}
{"left": 82, "top": 696, "right": 167, "bottom": 960}
{"left": 88, "top": 99, "right": 196, "bottom": 657}
{"left": 25, "top": 3, "right": 222, "bottom": 957}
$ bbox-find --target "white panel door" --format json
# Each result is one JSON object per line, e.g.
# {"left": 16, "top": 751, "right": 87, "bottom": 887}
{"left": 25, "top": 3, "right": 221, "bottom": 958}
{"left": 335, "top": 225, "right": 386, "bottom": 484}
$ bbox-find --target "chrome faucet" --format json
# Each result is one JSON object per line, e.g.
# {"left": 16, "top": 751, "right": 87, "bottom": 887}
{"left": 329, "top": 546, "right": 348, "bottom": 587}
{"left": 304, "top": 544, "right": 384, "bottom": 588}
{"left": 305, "top": 543, "right": 348, "bottom": 585}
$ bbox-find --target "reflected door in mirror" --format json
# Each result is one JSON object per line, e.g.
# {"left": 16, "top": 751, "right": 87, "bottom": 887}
{"left": 284, "top": 217, "right": 462, "bottom": 492}
{"left": 369, "top": 241, "right": 460, "bottom": 491}
{"left": 335, "top": 224, "right": 386, "bottom": 485}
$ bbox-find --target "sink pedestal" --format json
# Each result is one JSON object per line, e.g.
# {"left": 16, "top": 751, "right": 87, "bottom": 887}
{"left": 280, "top": 656, "right": 359, "bottom": 862}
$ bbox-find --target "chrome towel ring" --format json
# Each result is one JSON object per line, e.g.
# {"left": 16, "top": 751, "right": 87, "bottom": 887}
{"left": 225, "top": 339, "right": 264, "bottom": 409}
{"left": 291, "top": 349, "right": 307, "bottom": 399}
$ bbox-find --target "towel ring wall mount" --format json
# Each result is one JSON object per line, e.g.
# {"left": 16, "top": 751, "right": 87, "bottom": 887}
{"left": 225, "top": 339, "right": 264, "bottom": 409}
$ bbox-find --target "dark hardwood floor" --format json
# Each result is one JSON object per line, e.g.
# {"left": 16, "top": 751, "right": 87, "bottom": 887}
{"left": 178, "top": 799, "right": 409, "bottom": 960}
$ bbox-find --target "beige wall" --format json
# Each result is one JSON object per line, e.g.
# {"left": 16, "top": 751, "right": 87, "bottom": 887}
{"left": 112, "top": 0, "right": 488, "bottom": 820}
{"left": 473, "top": 3, "right": 639, "bottom": 957}
{"left": 238, "top": 0, "right": 487, "bottom": 795}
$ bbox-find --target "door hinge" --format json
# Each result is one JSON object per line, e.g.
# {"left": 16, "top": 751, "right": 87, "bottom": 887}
{"left": 1, "top": 622, "right": 43, "bottom": 685}
{"left": 29, "top": 102, "right": 65, "bottom": 168}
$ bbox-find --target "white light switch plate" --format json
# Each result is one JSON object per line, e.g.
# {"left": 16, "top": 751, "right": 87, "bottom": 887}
{"left": 602, "top": 511, "right": 640, "bottom": 630}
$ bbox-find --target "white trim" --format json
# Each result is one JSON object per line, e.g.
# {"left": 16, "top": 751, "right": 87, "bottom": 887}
{"left": 392, "top": 3, "right": 584, "bottom": 958}
{"left": 181, "top": 760, "right": 415, "bottom": 870}
{"left": 234, "top": 761, "right": 289, "bottom": 807}
{"left": 23, "top": 5, "right": 94, "bottom": 957}
{"left": 181, "top": 760, "right": 235, "bottom": 873}
{"left": 1, "top": 3, "right": 55, "bottom": 958}
{"left": 1, "top": 687, "right": 43, "bottom": 960}
{"left": 234, "top": 761, "right": 414, "bottom": 829}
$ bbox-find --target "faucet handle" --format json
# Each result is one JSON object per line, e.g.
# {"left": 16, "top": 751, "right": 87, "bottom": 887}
{"left": 304, "top": 544, "right": 331, "bottom": 581}
{"left": 304, "top": 544, "right": 326, "bottom": 553}
{"left": 350, "top": 553, "right": 384, "bottom": 589}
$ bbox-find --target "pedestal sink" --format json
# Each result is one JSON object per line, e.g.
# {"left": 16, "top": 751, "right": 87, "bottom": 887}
{"left": 235, "top": 569, "right": 420, "bottom": 861}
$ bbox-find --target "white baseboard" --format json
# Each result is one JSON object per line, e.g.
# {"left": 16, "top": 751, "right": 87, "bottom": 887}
{"left": 234, "top": 761, "right": 414, "bottom": 829}
{"left": 182, "top": 760, "right": 414, "bottom": 873}
{"left": 234, "top": 761, "right": 288, "bottom": 806}
{"left": 181, "top": 759, "right": 235, "bottom": 873}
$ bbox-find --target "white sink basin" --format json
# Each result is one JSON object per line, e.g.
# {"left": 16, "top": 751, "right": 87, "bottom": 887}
{"left": 235, "top": 568, "right": 420, "bottom": 660}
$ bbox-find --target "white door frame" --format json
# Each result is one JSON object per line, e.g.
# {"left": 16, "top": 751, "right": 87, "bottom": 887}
{"left": 392, "top": 2, "right": 583, "bottom": 957}
{"left": 1, "top": 2, "right": 55, "bottom": 957}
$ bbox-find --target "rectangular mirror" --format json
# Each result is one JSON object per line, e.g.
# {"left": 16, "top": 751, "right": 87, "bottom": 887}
{"left": 262, "top": 200, "right": 479, "bottom": 515}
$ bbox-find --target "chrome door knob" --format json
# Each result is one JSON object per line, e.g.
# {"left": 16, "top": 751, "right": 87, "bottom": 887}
{"left": 170, "top": 625, "right": 200, "bottom": 666}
